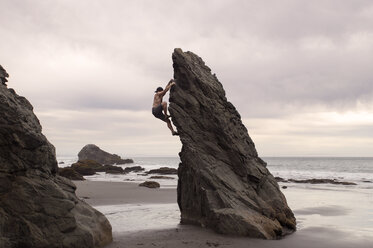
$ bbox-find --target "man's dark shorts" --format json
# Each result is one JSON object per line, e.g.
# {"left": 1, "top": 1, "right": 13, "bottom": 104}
{"left": 152, "top": 104, "right": 166, "bottom": 122}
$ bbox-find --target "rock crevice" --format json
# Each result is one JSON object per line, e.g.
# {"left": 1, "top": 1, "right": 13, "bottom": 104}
{"left": 169, "top": 49, "right": 296, "bottom": 239}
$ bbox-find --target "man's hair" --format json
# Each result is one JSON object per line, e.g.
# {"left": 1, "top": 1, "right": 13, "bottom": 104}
{"left": 155, "top": 87, "right": 163, "bottom": 93}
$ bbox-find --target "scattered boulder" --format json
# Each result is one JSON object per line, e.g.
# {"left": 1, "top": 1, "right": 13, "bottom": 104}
{"left": 58, "top": 167, "right": 85, "bottom": 180}
{"left": 105, "top": 170, "right": 122, "bottom": 174}
{"left": 275, "top": 176, "right": 287, "bottom": 182}
{"left": 71, "top": 160, "right": 102, "bottom": 176}
{"left": 78, "top": 159, "right": 103, "bottom": 170}
{"left": 288, "top": 178, "right": 357, "bottom": 185}
{"left": 59, "top": 161, "right": 65, "bottom": 164}
{"left": 169, "top": 49, "right": 296, "bottom": 239}
{"left": 124, "top": 166, "right": 145, "bottom": 173}
{"left": 149, "top": 176, "right": 175, "bottom": 180}
{"left": 78, "top": 144, "right": 133, "bottom": 165}
{"left": 147, "top": 167, "right": 178, "bottom": 175}
{"left": 103, "top": 165, "right": 124, "bottom": 174}
{"left": 139, "top": 181, "right": 160, "bottom": 188}
{"left": 70, "top": 160, "right": 126, "bottom": 175}
{"left": 0, "top": 83, "right": 112, "bottom": 247}
{"left": 275, "top": 177, "right": 357, "bottom": 185}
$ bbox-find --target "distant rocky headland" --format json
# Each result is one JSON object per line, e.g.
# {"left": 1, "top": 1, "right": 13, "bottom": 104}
{"left": 58, "top": 144, "right": 136, "bottom": 181}
{"left": 0, "top": 66, "right": 112, "bottom": 248}
{"left": 78, "top": 144, "right": 134, "bottom": 165}
{"left": 169, "top": 49, "right": 296, "bottom": 239}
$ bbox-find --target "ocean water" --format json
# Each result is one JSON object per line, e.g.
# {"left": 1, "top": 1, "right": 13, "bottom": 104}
{"left": 57, "top": 156, "right": 373, "bottom": 189}
{"left": 265, "top": 157, "right": 373, "bottom": 185}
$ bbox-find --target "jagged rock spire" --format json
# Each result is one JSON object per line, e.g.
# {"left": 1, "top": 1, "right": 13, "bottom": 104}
{"left": 169, "top": 48, "right": 296, "bottom": 239}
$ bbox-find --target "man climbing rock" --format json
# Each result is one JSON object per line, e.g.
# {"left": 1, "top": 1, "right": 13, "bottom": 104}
{"left": 152, "top": 79, "right": 179, "bottom": 136}
{"left": 0, "top": 65, "right": 9, "bottom": 86}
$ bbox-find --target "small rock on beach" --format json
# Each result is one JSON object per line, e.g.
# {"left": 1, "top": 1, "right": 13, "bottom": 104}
{"left": 139, "top": 181, "right": 160, "bottom": 188}
{"left": 147, "top": 167, "right": 178, "bottom": 175}
{"left": 149, "top": 176, "right": 175, "bottom": 180}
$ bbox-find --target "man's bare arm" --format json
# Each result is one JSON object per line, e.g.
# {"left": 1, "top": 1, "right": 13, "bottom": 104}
{"left": 159, "top": 79, "right": 176, "bottom": 97}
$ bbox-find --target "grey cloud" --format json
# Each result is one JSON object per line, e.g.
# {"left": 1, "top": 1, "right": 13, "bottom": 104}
{"left": 287, "top": 124, "right": 373, "bottom": 138}
{"left": 2, "top": 0, "right": 372, "bottom": 117}
{"left": 38, "top": 109, "right": 181, "bottom": 156}
{"left": 1, "top": 0, "right": 373, "bottom": 155}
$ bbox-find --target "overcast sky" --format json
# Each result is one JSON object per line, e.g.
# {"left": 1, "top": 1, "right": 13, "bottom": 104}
{"left": 1, "top": 0, "right": 373, "bottom": 157}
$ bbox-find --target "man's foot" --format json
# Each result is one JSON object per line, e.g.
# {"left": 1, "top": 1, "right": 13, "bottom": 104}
{"left": 172, "top": 131, "right": 179, "bottom": 136}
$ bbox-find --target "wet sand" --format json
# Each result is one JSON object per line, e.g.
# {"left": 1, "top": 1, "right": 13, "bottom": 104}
{"left": 75, "top": 181, "right": 373, "bottom": 248}
{"left": 75, "top": 180, "right": 176, "bottom": 205}
{"left": 105, "top": 225, "right": 372, "bottom": 248}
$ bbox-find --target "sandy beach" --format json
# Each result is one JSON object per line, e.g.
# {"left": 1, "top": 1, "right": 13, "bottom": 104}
{"left": 75, "top": 180, "right": 373, "bottom": 248}
{"left": 75, "top": 181, "right": 176, "bottom": 205}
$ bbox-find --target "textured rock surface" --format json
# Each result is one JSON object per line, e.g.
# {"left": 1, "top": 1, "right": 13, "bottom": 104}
{"left": 169, "top": 49, "right": 296, "bottom": 239}
{"left": 71, "top": 160, "right": 99, "bottom": 176}
{"left": 78, "top": 144, "right": 133, "bottom": 165}
{"left": 124, "top": 166, "right": 145, "bottom": 173}
{"left": 0, "top": 82, "right": 112, "bottom": 248}
{"left": 59, "top": 167, "right": 85, "bottom": 180}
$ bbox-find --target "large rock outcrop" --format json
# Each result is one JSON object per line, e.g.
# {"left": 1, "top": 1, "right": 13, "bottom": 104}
{"left": 169, "top": 49, "right": 296, "bottom": 239}
{"left": 78, "top": 144, "right": 133, "bottom": 165}
{"left": 0, "top": 77, "right": 112, "bottom": 247}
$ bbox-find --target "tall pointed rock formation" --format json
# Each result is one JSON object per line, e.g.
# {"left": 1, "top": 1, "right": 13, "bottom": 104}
{"left": 169, "top": 49, "right": 296, "bottom": 239}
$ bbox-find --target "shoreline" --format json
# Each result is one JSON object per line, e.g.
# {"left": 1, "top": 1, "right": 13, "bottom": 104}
{"left": 58, "top": 156, "right": 373, "bottom": 189}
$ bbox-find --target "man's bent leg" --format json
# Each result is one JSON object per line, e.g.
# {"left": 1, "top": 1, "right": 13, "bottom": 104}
{"left": 161, "top": 102, "right": 169, "bottom": 117}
